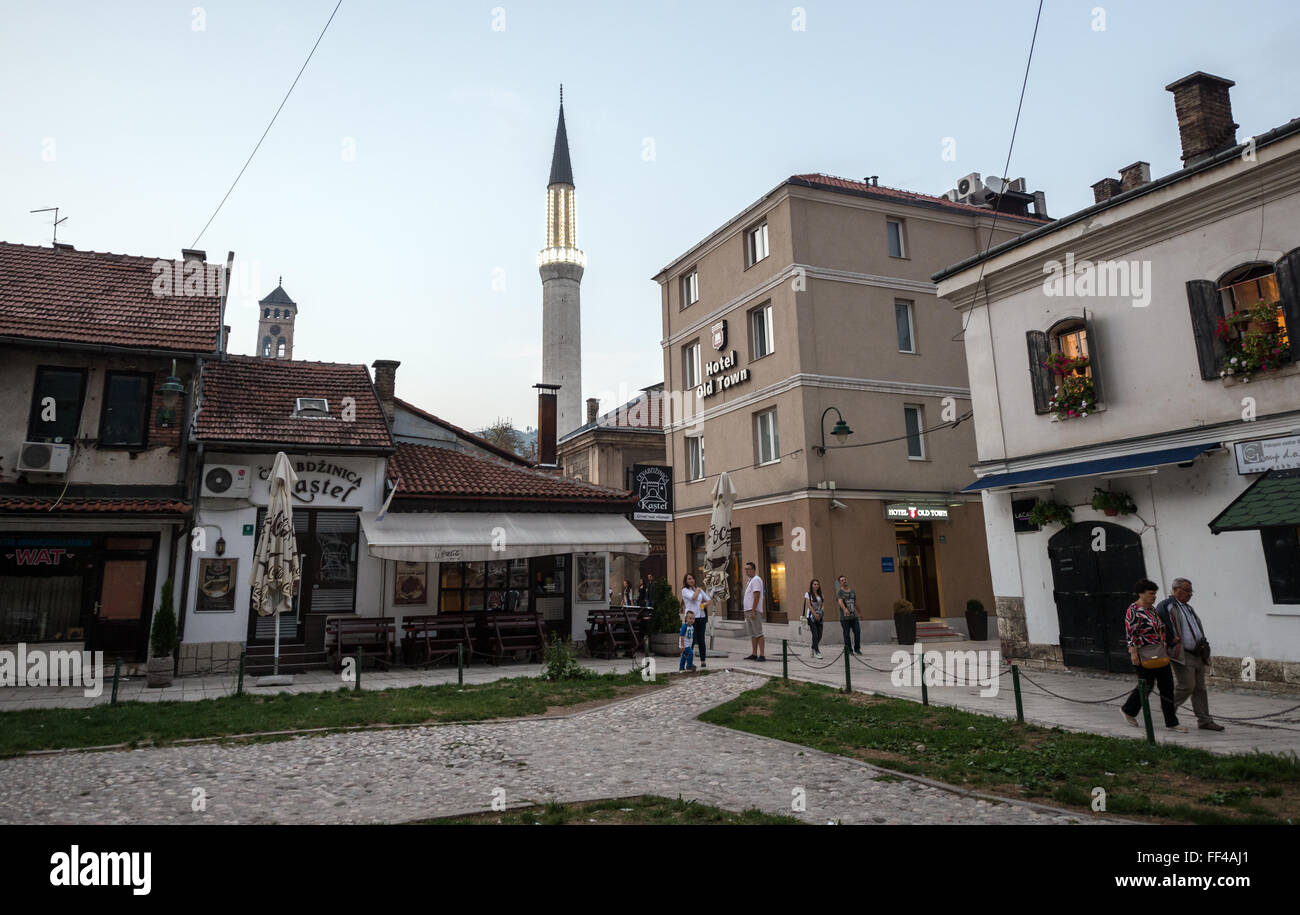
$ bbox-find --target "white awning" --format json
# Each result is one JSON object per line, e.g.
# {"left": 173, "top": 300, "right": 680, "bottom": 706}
{"left": 359, "top": 511, "right": 650, "bottom": 563}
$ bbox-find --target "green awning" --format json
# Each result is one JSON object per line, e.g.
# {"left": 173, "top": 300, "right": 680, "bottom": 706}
{"left": 1209, "top": 469, "right": 1300, "bottom": 533}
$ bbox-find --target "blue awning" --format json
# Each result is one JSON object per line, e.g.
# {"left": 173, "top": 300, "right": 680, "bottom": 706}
{"left": 962, "top": 443, "right": 1219, "bottom": 492}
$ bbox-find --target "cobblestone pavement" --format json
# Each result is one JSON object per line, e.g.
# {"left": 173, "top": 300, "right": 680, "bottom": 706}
{"left": 0, "top": 671, "right": 1095, "bottom": 825}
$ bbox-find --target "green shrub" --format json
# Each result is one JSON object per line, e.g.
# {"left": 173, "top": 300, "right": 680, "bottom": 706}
{"left": 649, "top": 580, "right": 682, "bottom": 634}
{"left": 150, "top": 578, "right": 178, "bottom": 658}
{"left": 966, "top": 599, "right": 985, "bottom": 615}
{"left": 542, "top": 634, "right": 592, "bottom": 681}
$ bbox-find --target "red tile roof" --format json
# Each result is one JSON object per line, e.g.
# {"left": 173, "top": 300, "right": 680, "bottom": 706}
{"left": 789, "top": 174, "right": 1050, "bottom": 224}
{"left": 0, "top": 497, "right": 190, "bottom": 515}
{"left": 394, "top": 397, "right": 533, "bottom": 465}
{"left": 0, "top": 242, "right": 223, "bottom": 352}
{"left": 390, "top": 442, "right": 632, "bottom": 505}
{"left": 195, "top": 355, "right": 393, "bottom": 449}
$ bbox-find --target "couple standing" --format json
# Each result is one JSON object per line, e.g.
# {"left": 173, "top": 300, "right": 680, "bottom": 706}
{"left": 802, "top": 575, "right": 863, "bottom": 659}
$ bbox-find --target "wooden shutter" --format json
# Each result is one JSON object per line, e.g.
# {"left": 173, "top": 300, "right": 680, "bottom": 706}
{"left": 1083, "top": 309, "right": 1105, "bottom": 406}
{"left": 1186, "top": 279, "right": 1226, "bottom": 379}
{"left": 1025, "top": 330, "right": 1053, "bottom": 414}
{"left": 1274, "top": 247, "right": 1300, "bottom": 363}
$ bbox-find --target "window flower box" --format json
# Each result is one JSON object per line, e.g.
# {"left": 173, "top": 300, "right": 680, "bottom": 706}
{"left": 1048, "top": 374, "right": 1096, "bottom": 421}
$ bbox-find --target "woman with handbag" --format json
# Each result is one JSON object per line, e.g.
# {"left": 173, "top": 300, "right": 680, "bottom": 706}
{"left": 1120, "top": 578, "right": 1186, "bottom": 732}
{"left": 803, "top": 579, "right": 826, "bottom": 659}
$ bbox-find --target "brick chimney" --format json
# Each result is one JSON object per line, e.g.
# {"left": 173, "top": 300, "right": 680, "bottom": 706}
{"left": 221, "top": 324, "right": 231, "bottom": 352}
{"left": 1165, "top": 72, "right": 1238, "bottom": 167}
{"left": 371, "top": 360, "right": 400, "bottom": 426}
{"left": 1091, "top": 178, "right": 1123, "bottom": 204}
{"left": 1118, "top": 161, "right": 1151, "bottom": 192}
{"left": 535, "top": 383, "right": 560, "bottom": 466}
{"left": 586, "top": 397, "right": 599, "bottom": 424}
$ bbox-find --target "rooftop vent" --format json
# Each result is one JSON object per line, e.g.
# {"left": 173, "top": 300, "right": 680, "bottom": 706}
{"left": 294, "top": 397, "right": 330, "bottom": 417}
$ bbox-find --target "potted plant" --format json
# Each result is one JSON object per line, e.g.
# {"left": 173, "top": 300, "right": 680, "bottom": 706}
{"left": 1247, "top": 301, "right": 1280, "bottom": 335}
{"left": 1043, "top": 353, "right": 1089, "bottom": 376}
{"left": 1049, "top": 374, "right": 1096, "bottom": 420}
{"left": 964, "top": 598, "right": 988, "bottom": 641}
{"left": 147, "top": 578, "right": 178, "bottom": 687}
{"left": 893, "top": 599, "right": 916, "bottom": 646}
{"left": 648, "top": 580, "right": 683, "bottom": 656}
{"left": 1027, "top": 498, "right": 1073, "bottom": 528}
{"left": 1220, "top": 321, "right": 1290, "bottom": 380}
{"left": 1091, "top": 487, "right": 1137, "bottom": 517}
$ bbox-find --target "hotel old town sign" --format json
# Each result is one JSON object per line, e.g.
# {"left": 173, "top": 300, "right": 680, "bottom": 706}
{"left": 697, "top": 350, "right": 751, "bottom": 399}
{"left": 885, "top": 503, "right": 951, "bottom": 521}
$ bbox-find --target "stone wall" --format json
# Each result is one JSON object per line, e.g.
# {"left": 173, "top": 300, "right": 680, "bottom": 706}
{"left": 177, "top": 641, "right": 245, "bottom": 675}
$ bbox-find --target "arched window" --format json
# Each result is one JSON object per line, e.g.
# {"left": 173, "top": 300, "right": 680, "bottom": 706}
{"left": 262, "top": 336, "right": 272, "bottom": 357}
{"left": 276, "top": 337, "right": 286, "bottom": 358}
{"left": 274, "top": 308, "right": 280, "bottom": 318}
{"left": 264, "top": 308, "right": 270, "bottom": 318}
{"left": 1186, "top": 255, "right": 1296, "bottom": 380}
{"left": 1219, "top": 263, "right": 1280, "bottom": 313}
{"left": 1026, "top": 314, "right": 1105, "bottom": 417}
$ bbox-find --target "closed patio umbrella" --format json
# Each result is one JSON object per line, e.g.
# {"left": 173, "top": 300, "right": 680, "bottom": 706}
{"left": 250, "top": 452, "right": 300, "bottom": 682}
{"left": 702, "top": 471, "right": 736, "bottom": 650}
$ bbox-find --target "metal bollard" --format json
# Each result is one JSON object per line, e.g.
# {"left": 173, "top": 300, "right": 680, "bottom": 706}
{"left": 782, "top": 640, "right": 788, "bottom": 680}
{"left": 110, "top": 657, "right": 121, "bottom": 706}
{"left": 355, "top": 646, "right": 362, "bottom": 692}
{"left": 1139, "top": 677, "right": 1155, "bottom": 744}
{"left": 1011, "top": 664, "right": 1023, "bottom": 722}
{"left": 919, "top": 651, "right": 929, "bottom": 706}
{"left": 843, "top": 646, "right": 852, "bottom": 693}
{"left": 457, "top": 643, "right": 464, "bottom": 686}
{"left": 236, "top": 649, "right": 246, "bottom": 696}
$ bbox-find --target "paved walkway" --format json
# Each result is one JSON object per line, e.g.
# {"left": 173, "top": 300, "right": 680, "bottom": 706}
{"left": 0, "top": 671, "right": 1095, "bottom": 825}
{"left": 2, "top": 637, "right": 1296, "bottom": 757}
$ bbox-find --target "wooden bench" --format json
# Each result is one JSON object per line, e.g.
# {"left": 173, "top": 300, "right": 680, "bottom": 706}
{"left": 328, "top": 616, "right": 395, "bottom": 670}
{"left": 402, "top": 613, "right": 474, "bottom": 666}
{"left": 484, "top": 611, "right": 546, "bottom": 663}
{"left": 585, "top": 607, "right": 645, "bottom": 658}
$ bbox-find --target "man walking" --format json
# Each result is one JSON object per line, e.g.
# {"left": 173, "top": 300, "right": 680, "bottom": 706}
{"left": 836, "top": 575, "right": 861, "bottom": 655}
{"left": 742, "top": 561, "right": 766, "bottom": 662}
{"left": 1156, "top": 578, "right": 1224, "bottom": 732}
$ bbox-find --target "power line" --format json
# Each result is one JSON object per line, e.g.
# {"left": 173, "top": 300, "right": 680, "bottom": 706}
{"left": 190, "top": 0, "right": 345, "bottom": 248}
{"left": 953, "top": 0, "right": 1045, "bottom": 343}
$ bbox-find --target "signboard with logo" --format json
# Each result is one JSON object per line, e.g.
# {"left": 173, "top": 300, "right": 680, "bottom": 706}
{"left": 1012, "top": 498, "right": 1041, "bottom": 532}
{"left": 196, "top": 558, "right": 238, "bottom": 612}
{"left": 632, "top": 464, "right": 673, "bottom": 522}
{"left": 394, "top": 561, "right": 428, "bottom": 605}
{"left": 696, "top": 350, "right": 751, "bottom": 399}
{"left": 1235, "top": 434, "right": 1300, "bottom": 474}
{"left": 248, "top": 456, "right": 376, "bottom": 506}
{"left": 884, "top": 503, "right": 950, "bottom": 520}
{"left": 711, "top": 320, "right": 728, "bottom": 351}
{"left": 881, "top": 556, "right": 895, "bottom": 573}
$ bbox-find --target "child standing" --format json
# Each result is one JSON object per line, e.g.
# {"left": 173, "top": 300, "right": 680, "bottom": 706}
{"left": 679, "top": 610, "right": 697, "bottom": 671}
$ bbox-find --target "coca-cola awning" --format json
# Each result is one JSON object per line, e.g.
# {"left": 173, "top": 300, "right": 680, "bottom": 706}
{"left": 360, "top": 511, "right": 649, "bottom": 563}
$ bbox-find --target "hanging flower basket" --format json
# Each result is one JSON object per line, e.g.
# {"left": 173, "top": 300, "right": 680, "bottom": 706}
{"left": 1090, "top": 487, "right": 1136, "bottom": 517}
{"left": 1027, "top": 499, "right": 1073, "bottom": 527}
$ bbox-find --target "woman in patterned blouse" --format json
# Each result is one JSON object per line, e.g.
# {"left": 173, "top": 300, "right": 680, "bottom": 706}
{"left": 1120, "top": 578, "right": 1186, "bottom": 731}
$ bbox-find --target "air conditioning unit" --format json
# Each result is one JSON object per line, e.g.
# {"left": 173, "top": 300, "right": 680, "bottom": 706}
{"left": 201, "top": 464, "right": 252, "bottom": 498}
{"left": 955, "top": 172, "right": 984, "bottom": 202}
{"left": 17, "top": 442, "right": 72, "bottom": 474}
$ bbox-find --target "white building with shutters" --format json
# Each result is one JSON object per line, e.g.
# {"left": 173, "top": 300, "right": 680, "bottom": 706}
{"left": 934, "top": 72, "right": 1300, "bottom": 689}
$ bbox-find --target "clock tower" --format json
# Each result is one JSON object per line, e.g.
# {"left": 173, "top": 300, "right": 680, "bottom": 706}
{"left": 256, "top": 280, "right": 296, "bottom": 359}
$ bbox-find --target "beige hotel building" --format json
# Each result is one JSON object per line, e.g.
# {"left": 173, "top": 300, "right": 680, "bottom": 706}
{"left": 654, "top": 173, "right": 1048, "bottom": 636}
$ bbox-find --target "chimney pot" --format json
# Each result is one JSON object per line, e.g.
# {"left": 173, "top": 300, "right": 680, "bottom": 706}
{"left": 1118, "top": 161, "right": 1151, "bottom": 192}
{"left": 1032, "top": 190, "right": 1048, "bottom": 219}
{"left": 1091, "top": 177, "right": 1123, "bottom": 204}
{"left": 181, "top": 248, "right": 206, "bottom": 263}
{"left": 586, "top": 397, "right": 599, "bottom": 424}
{"left": 1165, "top": 71, "right": 1238, "bottom": 167}
{"left": 371, "top": 360, "right": 400, "bottom": 426}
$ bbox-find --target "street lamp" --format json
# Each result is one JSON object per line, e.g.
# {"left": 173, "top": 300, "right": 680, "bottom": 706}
{"left": 813, "top": 406, "right": 854, "bottom": 455}
{"left": 156, "top": 359, "right": 186, "bottom": 428}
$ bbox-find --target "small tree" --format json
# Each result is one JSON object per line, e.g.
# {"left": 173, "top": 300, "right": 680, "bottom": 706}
{"left": 649, "top": 579, "right": 682, "bottom": 633}
{"left": 475, "top": 418, "right": 528, "bottom": 458}
{"left": 150, "top": 578, "right": 178, "bottom": 659}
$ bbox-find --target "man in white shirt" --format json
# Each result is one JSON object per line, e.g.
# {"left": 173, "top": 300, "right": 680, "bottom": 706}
{"left": 743, "top": 561, "right": 766, "bottom": 662}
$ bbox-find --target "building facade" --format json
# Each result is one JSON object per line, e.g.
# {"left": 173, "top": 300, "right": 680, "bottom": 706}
{"left": 655, "top": 175, "right": 1046, "bottom": 634}
{"left": 934, "top": 72, "right": 1300, "bottom": 688}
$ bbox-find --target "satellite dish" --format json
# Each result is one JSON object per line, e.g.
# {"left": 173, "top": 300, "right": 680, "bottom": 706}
{"left": 984, "top": 175, "right": 1007, "bottom": 194}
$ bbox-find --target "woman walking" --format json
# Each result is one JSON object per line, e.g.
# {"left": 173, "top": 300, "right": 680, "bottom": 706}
{"left": 803, "top": 579, "right": 826, "bottom": 659}
{"left": 681, "top": 572, "right": 711, "bottom": 668}
{"left": 620, "top": 578, "right": 634, "bottom": 607}
{"left": 1121, "top": 578, "right": 1186, "bottom": 732}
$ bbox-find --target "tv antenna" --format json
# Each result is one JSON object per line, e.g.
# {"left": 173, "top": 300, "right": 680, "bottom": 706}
{"left": 30, "top": 207, "right": 68, "bottom": 246}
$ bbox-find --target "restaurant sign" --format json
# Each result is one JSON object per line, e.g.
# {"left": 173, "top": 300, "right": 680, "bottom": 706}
{"left": 885, "top": 503, "right": 950, "bottom": 520}
{"left": 632, "top": 464, "right": 673, "bottom": 522}
{"left": 1234, "top": 434, "right": 1300, "bottom": 474}
{"left": 696, "top": 350, "right": 751, "bottom": 399}
{"left": 257, "top": 459, "right": 366, "bottom": 504}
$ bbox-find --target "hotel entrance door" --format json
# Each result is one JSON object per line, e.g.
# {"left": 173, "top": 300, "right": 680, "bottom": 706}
{"left": 895, "top": 522, "right": 940, "bottom": 622}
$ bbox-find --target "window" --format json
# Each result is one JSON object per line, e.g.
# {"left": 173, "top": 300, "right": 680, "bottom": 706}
{"left": 27, "top": 367, "right": 87, "bottom": 443}
{"left": 262, "top": 337, "right": 272, "bottom": 357}
{"left": 683, "top": 341, "right": 702, "bottom": 390}
{"left": 689, "top": 529, "right": 743, "bottom": 617}
{"left": 1218, "top": 263, "right": 1290, "bottom": 352}
{"left": 276, "top": 338, "right": 287, "bottom": 358}
{"left": 750, "top": 302, "right": 774, "bottom": 359}
{"left": 745, "top": 222, "right": 769, "bottom": 267}
{"left": 251, "top": 510, "right": 359, "bottom": 630}
{"left": 895, "top": 300, "right": 915, "bottom": 353}
{"left": 264, "top": 308, "right": 270, "bottom": 318}
{"left": 686, "top": 434, "right": 705, "bottom": 481}
{"left": 439, "top": 559, "right": 530, "bottom": 612}
{"left": 99, "top": 372, "right": 151, "bottom": 447}
{"left": 762, "top": 523, "right": 786, "bottom": 622}
{"left": 1260, "top": 527, "right": 1300, "bottom": 604}
{"left": 681, "top": 270, "right": 699, "bottom": 307}
{"left": 887, "top": 219, "right": 906, "bottom": 258}
{"left": 904, "top": 404, "right": 925, "bottom": 459}
{"left": 295, "top": 397, "right": 329, "bottom": 417}
{"left": 755, "top": 408, "right": 779, "bottom": 465}
{"left": 1027, "top": 315, "right": 1105, "bottom": 416}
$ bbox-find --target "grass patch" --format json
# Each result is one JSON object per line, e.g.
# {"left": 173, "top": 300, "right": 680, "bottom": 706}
{"left": 699, "top": 679, "right": 1300, "bottom": 825}
{"left": 0, "top": 671, "right": 667, "bottom": 756}
{"left": 416, "top": 795, "right": 802, "bottom": 826}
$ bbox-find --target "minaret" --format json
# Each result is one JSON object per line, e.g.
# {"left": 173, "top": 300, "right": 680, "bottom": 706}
{"left": 538, "top": 87, "right": 584, "bottom": 438}
{"left": 256, "top": 279, "right": 297, "bottom": 359}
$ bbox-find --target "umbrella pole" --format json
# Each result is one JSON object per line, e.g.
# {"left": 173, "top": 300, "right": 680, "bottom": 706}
{"left": 273, "top": 598, "right": 281, "bottom": 676}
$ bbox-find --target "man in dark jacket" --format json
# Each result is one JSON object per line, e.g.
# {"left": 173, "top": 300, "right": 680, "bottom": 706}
{"left": 1155, "top": 578, "right": 1223, "bottom": 732}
